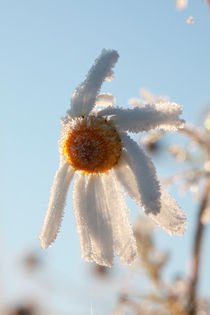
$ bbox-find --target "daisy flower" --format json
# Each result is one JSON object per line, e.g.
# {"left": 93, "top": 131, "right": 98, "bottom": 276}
{"left": 39, "top": 49, "right": 186, "bottom": 267}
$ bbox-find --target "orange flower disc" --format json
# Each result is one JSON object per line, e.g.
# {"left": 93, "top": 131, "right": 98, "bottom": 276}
{"left": 62, "top": 116, "right": 122, "bottom": 173}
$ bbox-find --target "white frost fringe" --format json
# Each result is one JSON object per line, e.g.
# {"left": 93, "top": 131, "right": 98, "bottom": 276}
{"left": 73, "top": 172, "right": 137, "bottom": 266}
{"left": 95, "top": 93, "right": 116, "bottom": 107}
{"left": 120, "top": 134, "right": 161, "bottom": 214}
{"left": 73, "top": 174, "right": 95, "bottom": 263}
{"left": 98, "top": 102, "right": 184, "bottom": 132}
{"left": 69, "top": 49, "right": 119, "bottom": 118}
{"left": 115, "top": 153, "right": 186, "bottom": 235}
{"left": 102, "top": 171, "right": 137, "bottom": 265}
{"left": 73, "top": 174, "right": 114, "bottom": 266}
{"left": 39, "top": 162, "right": 74, "bottom": 248}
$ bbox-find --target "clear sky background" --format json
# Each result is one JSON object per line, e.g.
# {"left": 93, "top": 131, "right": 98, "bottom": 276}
{"left": 1, "top": 0, "right": 210, "bottom": 314}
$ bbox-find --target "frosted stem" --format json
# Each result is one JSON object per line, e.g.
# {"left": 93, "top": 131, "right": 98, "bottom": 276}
{"left": 188, "top": 179, "right": 210, "bottom": 315}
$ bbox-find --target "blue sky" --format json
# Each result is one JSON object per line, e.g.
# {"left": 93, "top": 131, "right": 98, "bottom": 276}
{"left": 1, "top": 0, "right": 210, "bottom": 313}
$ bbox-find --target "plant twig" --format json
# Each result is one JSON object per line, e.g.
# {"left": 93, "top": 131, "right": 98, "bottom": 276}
{"left": 180, "top": 124, "right": 210, "bottom": 153}
{"left": 188, "top": 179, "right": 210, "bottom": 315}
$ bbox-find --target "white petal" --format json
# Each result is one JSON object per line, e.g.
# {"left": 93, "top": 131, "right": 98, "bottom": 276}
{"left": 120, "top": 134, "right": 161, "bottom": 214}
{"left": 114, "top": 151, "right": 143, "bottom": 207}
{"left": 73, "top": 173, "right": 136, "bottom": 266}
{"left": 95, "top": 93, "right": 116, "bottom": 107}
{"left": 150, "top": 189, "right": 187, "bottom": 235}
{"left": 99, "top": 103, "right": 184, "bottom": 132}
{"left": 114, "top": 154, "right": 186, "bottom": 235}
{"left": 73, "top": 174, "right": 114, "bottom": 266}
{"left": 102, "top": 171, "right": 137, "bottom": 265}
{"left": 39, "top": 162, "right": 75, "bottom": 248}
{"left": 69, "top": 49, "right": 119, "bottom": 118}
{"left": 73, "top": 173, "right": 94, "bottom": 263}
{"left": 85, "top": 175, "right": 114, "bottom": 266}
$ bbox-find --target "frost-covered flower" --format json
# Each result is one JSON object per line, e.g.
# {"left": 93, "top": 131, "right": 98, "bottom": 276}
{"left": 39, "top": 49, "right": 186, "bottom": 267}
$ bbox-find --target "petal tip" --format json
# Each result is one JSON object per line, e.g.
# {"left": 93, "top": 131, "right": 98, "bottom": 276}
{"left": 39, "top": 233, "right": 57, "bottom": 249}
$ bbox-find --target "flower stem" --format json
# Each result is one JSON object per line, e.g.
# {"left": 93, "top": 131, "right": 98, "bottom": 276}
{"left": 188, "top": 179, "right": 210, "bottom": 315}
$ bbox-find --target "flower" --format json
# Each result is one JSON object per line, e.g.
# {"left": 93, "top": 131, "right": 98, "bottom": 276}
{"left": 39, "top": 49, "right": 186, "bottom": 267}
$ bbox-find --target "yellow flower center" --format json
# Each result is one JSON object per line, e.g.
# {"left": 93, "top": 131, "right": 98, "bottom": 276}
{"left": 62, "top": 116, "right": 122, "bottom": 173}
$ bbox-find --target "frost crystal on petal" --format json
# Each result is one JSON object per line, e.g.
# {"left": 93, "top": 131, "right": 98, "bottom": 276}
{"left": 95, "top": 93, "right": 116, "bottom": 107}
{"left": 99, "top": 103, "right": 184, "bottom": 133}
{"left": 120, "top": 134, "right": 161, "bottom": 214}
{"left": 115, "top": 153, "right": 186, "bottom": 235}
{"left": 102, "top": 171, "right": 137, "bottom": 265}
{"left": 73, "top": 172, "right": 137, "bottom": 266}
{"left": 73, "top": 174, "right": 95, "bottom": 262}
{"left": 150, "top": 189, "right": 187, "bottom": 235}
{"left": 39, "top": 162, "right": 75, "bottom": 248}
{"left": 73, "top": 173, "right": 114, "bottom": 266}
{"left": 69, "top": 49, "right": 119, "bottom": 118}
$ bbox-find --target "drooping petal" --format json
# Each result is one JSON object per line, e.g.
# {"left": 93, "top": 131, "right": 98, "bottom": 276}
{"left": 39, "top": 162, "right": 75, "bottom": 249}
{"left": 114, "top": 150, "right": 143, "bottom": 207}
{"left": 95, "top": 93, "right": 116, "bottom": 107}
{"left": 102, "top": 171, "right": 137, "bottom": 265}
{"left": 73, "top": 173, "right": 94, "bottom": 263}
{"left": 120, "top": 134, "right": 161, "bottom": 214}
{"left": 69, "top": 49, "right": 119, "bottom": 118}
{"left": 114, "top": 153, "right": 187, "bottom": 235}
{"left": 85, "top": 175, "right": 114, "bottom": 266}
{"left": 73, "top": 174, "right": 114, "bottom": 266}
{"left": 99, "top": 103, "right": 184, "bottom": 132}
{"left": 73, "top": 172, "right": 136, "bottom": 266}
{"left": 150, "top": 189, "right": 187, "bottom": 235}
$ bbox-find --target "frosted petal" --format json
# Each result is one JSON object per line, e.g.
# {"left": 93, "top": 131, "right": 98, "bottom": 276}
{"left": 114, "top": 151, "right": 143, "bottom": 207}
{"left": 69, "top": 49, "right": 119, "bottom": 118}
{"left": 95, "top": 93, "right": 116, "bottom": 107}
{"left": 150, "top": 189, "right": 187, "bottom": 235}
{"left": 73, "top": 174, "right": 114, "bottom": 266}
{"left": 99, "top": 103, "right": 184, "bottom": 132}
{"left": 120, "top": 134, "right": 161, "bottom": 214}
{"left": 73, "top": 173, "right": 94, "bottom": 263}
{"left": 39, "top": 162, "right": 75, "bottom": 248}
{"left": 73, "top": 172, "right": 136, "bottom": 266}
{"left": 115, "top": 154, "right": 186, "bottom": 235}
{"left": 102, "top": 171, "right": 137, "bottom": 265}
{"left": 85, "top": 175, "right": 114, "bottom": 266}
